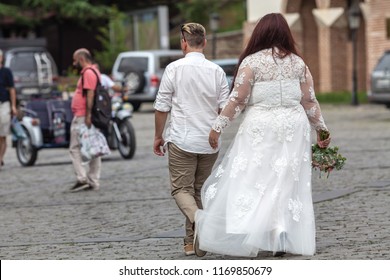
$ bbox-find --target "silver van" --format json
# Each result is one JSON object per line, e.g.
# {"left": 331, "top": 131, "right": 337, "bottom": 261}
{"left": 4, "top": 47, "right": 58, "bottom": 101}
{"left": 112, "top": 49, "right": 183, "bottom": 111}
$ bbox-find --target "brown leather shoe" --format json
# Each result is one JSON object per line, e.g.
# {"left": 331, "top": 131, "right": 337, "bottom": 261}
{"left": 184, "top": 244, "right": 195, "bottom": 256}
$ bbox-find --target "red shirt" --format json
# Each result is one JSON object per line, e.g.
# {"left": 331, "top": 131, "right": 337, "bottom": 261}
{"left": 71, "top": 66, "right": 101, "bottom": 117}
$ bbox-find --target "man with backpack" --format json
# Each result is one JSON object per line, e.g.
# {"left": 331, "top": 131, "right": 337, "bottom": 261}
{"left": 69, "top": 48, "right": 104, "bottom": 192}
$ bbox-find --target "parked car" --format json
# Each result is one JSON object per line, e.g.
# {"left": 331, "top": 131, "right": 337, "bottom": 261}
{"left": 212, "top": 58, "right": 238, "bottom": 88}
{"left": 111, "top": 49, "right": 183, "bottom": 111}
{"left": 368, "top": 50, "right": 390, "bottom": 108}
{"left": 3, "top": 47, "right": 59, "bottom": 101}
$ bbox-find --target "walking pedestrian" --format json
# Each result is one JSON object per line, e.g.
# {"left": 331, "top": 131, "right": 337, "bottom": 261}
{"left": 153, "top": 23, "right": 230, "bottom": 256}
{"left": 0, "top": 48, "right": 17, "bottom": 170}
{"left": 69, "top": 48, "right": 102, "bottom": 192}
{"left": 194, "top": 13, "right": 331, "bottom": 257}
{"left": 93, "top": 63, "right": 126, "bottom": 95}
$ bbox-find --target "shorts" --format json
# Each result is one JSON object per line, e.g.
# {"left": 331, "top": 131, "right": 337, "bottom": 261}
{"left": 0, "top": 101, "right": 11, "bottom": 136}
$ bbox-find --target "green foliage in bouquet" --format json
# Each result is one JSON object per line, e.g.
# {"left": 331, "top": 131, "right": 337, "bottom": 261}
{"left": 312, "top": 130, "right": 346, "bottom": 178}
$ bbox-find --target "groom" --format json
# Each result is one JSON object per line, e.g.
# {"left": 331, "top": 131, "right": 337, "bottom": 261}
{"left": 153, "top": 22, "right": 229, "bottom": 256}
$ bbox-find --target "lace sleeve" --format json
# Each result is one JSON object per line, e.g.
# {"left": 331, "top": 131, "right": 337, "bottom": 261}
{"left": 212, "top": 60, "right": 254, "bottom": 133}
{"left": 300, "top": 66, "right": 328, "bottom": 132}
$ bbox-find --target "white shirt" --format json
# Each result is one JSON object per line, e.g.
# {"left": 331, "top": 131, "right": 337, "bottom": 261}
{"left": 100, "top": 73, "right": 115, "bottom": 89}
{"left": 154, "top": 52, "right": 230, "bottom": 154}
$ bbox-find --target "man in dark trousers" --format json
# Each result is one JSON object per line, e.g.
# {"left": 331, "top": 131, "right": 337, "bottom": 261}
{"left": 0, "top": 48, "right": 17, "bottom": 170}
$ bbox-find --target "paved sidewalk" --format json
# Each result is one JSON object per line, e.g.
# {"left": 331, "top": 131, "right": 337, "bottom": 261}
{"left": 0, "top": 103, "right": 389, "bottom": 260}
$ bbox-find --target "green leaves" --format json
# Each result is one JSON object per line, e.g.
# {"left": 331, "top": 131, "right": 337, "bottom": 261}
{"left": 0, "top": 3, "right": 33, "bottom": 26}
{"left": 1, "top": 0, "right": 113, "bottom": 26}
{"left": 94, "top": 9, "right": 128, "bottom": 72}
{"left": 319, "top": 130, "right": 330, "bottom": 141}
{"left": 176, "top": 0, "right": 219, "bottom": 23}
{"left": 312, "top": 143, "right": 346, "bottom": 178}
{"left": 312, "top": 130, "right": 346, "bottom": 178}
{"left": 0, "top": 3, "right": 19, "bottom": 16}
{"left": 56, "top": 1, "right": 112, "bottom": 19}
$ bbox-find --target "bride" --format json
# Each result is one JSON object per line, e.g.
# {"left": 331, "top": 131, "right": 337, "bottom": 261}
{"left": 194, "top": 13, "right": 331, "bottom": 257}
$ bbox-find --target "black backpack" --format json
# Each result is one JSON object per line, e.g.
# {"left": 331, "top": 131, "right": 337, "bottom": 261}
{"left": 82, "top": 68, "right": 111, "bottom": 130}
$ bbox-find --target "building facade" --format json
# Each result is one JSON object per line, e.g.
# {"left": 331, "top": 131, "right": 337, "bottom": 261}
{"left": 242, "top": 0, "right": 390, "bottom": 93}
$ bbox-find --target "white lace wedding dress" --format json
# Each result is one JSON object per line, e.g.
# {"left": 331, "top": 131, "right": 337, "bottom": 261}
{"left": 195, "top": 48, "right": 328, "bottom": 257}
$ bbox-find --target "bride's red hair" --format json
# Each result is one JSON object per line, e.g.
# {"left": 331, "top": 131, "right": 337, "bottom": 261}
{"left": 231, "top": 13, "right": 301, "bottom": 88}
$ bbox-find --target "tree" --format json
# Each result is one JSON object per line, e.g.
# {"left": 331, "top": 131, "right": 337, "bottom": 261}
{"left": 0, "top": 0, "right": 112, "bottom": 26}
{"left": 0, "top": 2, "right": 33, "bottom": 26}
{"left": 176, "top": 0, "right": 219, "bottom": 24}
{"left": 94, "top": 9, "right": 128, "bottom": 72}
{"left": 175, "top": 0, "right": 245, "bottom": 32}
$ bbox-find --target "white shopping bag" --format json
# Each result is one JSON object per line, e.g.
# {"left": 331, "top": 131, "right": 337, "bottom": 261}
{"left": 79, "top": 124, "right": 110, "bottom": 163}
{"left": 11, "top": 117, "right": 27, "bottom": 139}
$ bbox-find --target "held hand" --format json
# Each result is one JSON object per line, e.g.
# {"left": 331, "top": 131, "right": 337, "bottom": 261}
{"left": 154, "top": 138, "right": 166, "bottom": 156}
{"left": 209, "top": 129, "right": 221, "bottom": 149}
{"left": 317, "top": 131, "right": 331, "bottom": 148}
{"left": 85, "top": 115, "right": 92, "bottom": 129}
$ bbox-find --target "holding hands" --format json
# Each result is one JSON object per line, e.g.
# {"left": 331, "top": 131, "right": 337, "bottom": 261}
{"left": 209, "top": 129, "right": 221, "bottom": 150}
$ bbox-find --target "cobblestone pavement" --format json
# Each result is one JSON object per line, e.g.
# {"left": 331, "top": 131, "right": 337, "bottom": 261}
{"left": 0, "top": 103, "right": 389, "bottom": 260}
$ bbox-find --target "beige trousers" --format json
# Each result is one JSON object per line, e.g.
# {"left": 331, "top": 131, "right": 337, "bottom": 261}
{"left": 168, "top": 143, "right": 218, "bottom": 245}
{"left": 69, "top": 116, "right": 101, "bottom": 188}
{"left": 0, "top": 101, "right": 11, "bottom": 136}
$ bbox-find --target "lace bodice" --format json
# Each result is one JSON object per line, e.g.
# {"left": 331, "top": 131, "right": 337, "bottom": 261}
{"left": 213, "top": 48, "right": 327, "bottom": 133}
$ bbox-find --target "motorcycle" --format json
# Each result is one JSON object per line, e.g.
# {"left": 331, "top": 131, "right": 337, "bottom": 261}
{"left": 12, "top": 92, "right": 136, "bottom": 166}
{"left": 105, "top": 92, "right": 136, "bottom": 159}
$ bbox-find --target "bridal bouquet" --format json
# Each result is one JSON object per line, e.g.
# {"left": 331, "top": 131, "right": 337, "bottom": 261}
{"left": 312, "top": 130, "right": 346, "bottom": 178}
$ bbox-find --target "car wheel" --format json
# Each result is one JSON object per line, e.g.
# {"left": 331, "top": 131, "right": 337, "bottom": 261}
{"left": 123, "top": 70, "right": 145, "bottom": 94}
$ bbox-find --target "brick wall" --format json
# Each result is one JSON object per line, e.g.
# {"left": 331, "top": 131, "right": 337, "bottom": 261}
{"left": 213, "top": 0, "right": 389, "bottom": 93}
{"left": 301, "top": 1, "right": 321, "bottom": 91}
{"left": 204, "top": 30, "right": 244, "bottom": 59}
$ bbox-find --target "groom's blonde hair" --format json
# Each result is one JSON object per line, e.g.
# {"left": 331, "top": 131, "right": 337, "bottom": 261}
{"left": 180, "top": 23, "right": 206, "bottom": 48}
